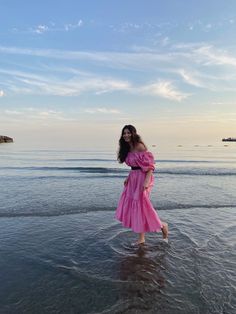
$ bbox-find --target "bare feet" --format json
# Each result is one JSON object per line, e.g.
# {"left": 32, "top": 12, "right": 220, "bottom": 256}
{"left": 161, "top": 223, "right": 168, "bottom": 241}
{"left": 131, "top": 241, "right": 145, "bottom": 247}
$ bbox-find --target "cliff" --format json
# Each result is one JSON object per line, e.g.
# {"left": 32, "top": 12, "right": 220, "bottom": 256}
{"left": 0, "top": 135, "right": 14, "bottom": 143}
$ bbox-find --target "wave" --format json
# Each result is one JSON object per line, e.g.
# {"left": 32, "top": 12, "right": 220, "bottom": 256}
{"left": 1, "top": 166, "right": 236, "bottom": 176}
{"left": 33, "top": 159, "right": 236, "bottom": 163}
{"left": 158, "top": 159, "right": 236, "bottom": 163}
{"left": 1, "top": 204, "right": 236, "bottom": 218}
{"left": 63, "top": 158, "right": 114, "bottom": 162}
{"left": 1, "top": 166, "right": 128, "bottom": 173}
{"left": 2, "top": 158, "right": 235, "bottom": 164}
{"left": 158, "top": 169, "right": 236, "bottom": 176}
{"left": 157, "top": 203, "right": 236, "bottom": 210}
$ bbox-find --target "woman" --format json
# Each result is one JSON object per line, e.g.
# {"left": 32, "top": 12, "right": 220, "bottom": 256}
{"left": 115, "top": 125, "right": 168, "bottom": 246}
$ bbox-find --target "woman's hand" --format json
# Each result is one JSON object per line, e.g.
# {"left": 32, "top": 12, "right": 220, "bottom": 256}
{"left": 143, "top": 180, "right": 149, "bottom": 190}
{"left": 124, "top": 177, "right": 129, "bottom": 186}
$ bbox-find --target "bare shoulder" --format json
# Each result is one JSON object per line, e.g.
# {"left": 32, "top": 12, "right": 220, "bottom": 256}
{"left": 136, "top": 143, "right": 147, "bottom": 152}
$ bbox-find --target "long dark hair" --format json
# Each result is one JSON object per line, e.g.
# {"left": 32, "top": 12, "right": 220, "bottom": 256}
{"left": 117, "top": 125, "right": 146, "bottom": 163}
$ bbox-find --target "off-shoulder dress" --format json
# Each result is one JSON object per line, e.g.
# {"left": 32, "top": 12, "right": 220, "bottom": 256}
{"left": 115, "top": 151, "right": 163, "bottom": 233}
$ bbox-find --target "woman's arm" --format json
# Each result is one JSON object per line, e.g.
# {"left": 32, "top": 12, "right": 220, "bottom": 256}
{"left": 143, "top": 169, "right": 152, "bottom": 190}
{"left": 124, "top": 177, "right": 129, "bottom": 186}
{"left": 135, "top": 142, "right": 154, "bottom": 190}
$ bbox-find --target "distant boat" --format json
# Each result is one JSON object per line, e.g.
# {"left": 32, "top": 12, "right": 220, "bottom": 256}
{"left": 222, "top": 137, "right": 236, "bottom": 142}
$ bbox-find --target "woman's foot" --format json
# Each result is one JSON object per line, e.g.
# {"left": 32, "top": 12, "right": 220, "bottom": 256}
{"left": 131, "top": 241, "right": 145, "bottom": 247}
{"left": 161, "top": 223, "right": 168, "bottom": 241}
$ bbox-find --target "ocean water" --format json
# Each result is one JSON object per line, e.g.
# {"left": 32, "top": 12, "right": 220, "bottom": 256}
{"left": 0, "top": 143, "right": 235, "bottom": 313}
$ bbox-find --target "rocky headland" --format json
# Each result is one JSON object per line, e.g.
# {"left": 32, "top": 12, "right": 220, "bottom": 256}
{"left": 0, "top": 135, "right": 14, "bottom": 143}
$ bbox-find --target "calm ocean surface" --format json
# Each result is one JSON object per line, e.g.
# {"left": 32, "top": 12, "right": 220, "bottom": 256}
{"left": 0, "top": 143, "right": 235, "bottom": 313}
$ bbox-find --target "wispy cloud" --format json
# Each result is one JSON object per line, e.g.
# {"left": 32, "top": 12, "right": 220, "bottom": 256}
{"left": 0, "top": 66, "right": 191, "bottom": 101}
{"left": 1, "top": 42, "right": 236, "bottom": 99}
{"left": 64, "top": 20, "right": 83, "bottom": 31}
{"left": 141, "top": 80, "right": 189, "bottom": 101}
{"left": 195, "top": 46, "right": 236, "bottom": 66}
{"left": 173, "top": 43, "right": 236, "bottom": 67}
{"left": 38, "top": 110, "right": 62, "bottom": 117}
{"left": 84, "top": 107, "right": 120, "bottom": 114}
{"left": 110, "top": 21, "right": 176, "bottom": 33}
{"left": 0, "top": 90, "right": 4, "bottom": 97}
{"left": 0, "top": 45, "right": 172, "bottom": 65}
{"left": 13, "top": 20, "right": 84, "bottom": 35}
{"left": 176, "top": 68, "right": 236, "bottom": 91}
{"left": 178, "top": 69, "right": 203, "bottom": 88}
{"left": 0, "top": 67, "right": 132, "bottom": 96}
{"left": 2, "top": 43, "right": 236, "bottom": 70}
{"left": 5, "top": 110, "right": 21, "bottom": 115}
{"left": 33, "top": 24, "right": 49, "bottom": 34}
{"left": 2, "top": 108, "right": 72, "bottom": 122}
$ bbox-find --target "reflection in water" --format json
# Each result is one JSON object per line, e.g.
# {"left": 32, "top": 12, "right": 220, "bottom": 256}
{"left": 117, "top": 244, "right": 167, "bottom": 312}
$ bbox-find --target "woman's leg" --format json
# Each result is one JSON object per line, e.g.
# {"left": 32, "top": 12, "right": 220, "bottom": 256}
{"left": 161, "top": 222, "right": 168, "bottom": 239}
{"left": 138, "top": 232, "right": 145, "bottom": 244}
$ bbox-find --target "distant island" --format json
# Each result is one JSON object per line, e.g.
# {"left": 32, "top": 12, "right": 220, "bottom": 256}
{"left": 0, "top": 135, "right": 14, "bottom": 143}
{"left": 222, "top": 137, "right": 236, "bottom": 142}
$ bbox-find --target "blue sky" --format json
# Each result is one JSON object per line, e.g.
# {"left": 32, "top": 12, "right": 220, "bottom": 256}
{"left": 0, "top": 0, "right": 236, "bottom": 148}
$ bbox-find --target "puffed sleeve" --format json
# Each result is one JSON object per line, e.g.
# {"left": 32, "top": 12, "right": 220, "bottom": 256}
{"left": 136, "top": 151, "right": 155, "bottom": 172}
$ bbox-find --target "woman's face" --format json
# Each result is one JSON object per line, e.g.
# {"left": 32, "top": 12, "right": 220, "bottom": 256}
{"left": 123, "top": 128, "right": 132, "bottom": 143}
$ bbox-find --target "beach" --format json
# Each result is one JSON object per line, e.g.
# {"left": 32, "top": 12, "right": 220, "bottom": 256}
{"left": 0, "top": 144, "right": 236, "bottom": 313}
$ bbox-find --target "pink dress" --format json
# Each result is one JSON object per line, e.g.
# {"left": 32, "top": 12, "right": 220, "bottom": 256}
{"left": 115, "top": 151, "right": 163, "bottom": 233}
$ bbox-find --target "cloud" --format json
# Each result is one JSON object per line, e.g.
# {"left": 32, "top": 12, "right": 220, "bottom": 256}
{"left": 1, "top": 42, "right": 236, "bottom": 98}
{"left": 0, "top": 90, "right": 4, "bottom": 96}
{"left": 204, "top": 23, "right": 212, "bottom": 32}
{"left": 160, "top": 36, "right": 170, "bottom": 47}
{"left": 1, "top": 66, "right": 191, "bottom": 100}
{"left": 0, "top": 45, "right": 172, "bottom": 66}
{"left": 141, "top": 81, "right": 189, "bottom": 101}
{"left": 195, "top": 46, "right": 236, "bottom": 67}
{"left": 173, "top": 44, "right": 236, "bottom": 68}
{"left": 0, "top": 68, "right": 132, "bottom": 96}
{"left": 5, "top": 110, "right": 21, "bottom": 115}
{"left": 14, "top": 21, "right": 84, "bottom": 35}
{"left": 4, "top": 108, "right": 70, "bottom": 122}
{"left": 33, "top": 24, "right": 49, "bottom": 34}
{"left": 84, "top": 107, "right": 120, "bottom": 114}
{"left": 110, "top": 21, "right": 176, "bottom": 33}
{"left": 64, "top": 20, "right": 83, "bottom": 31}
{"left": 178, "top": 69, "right": 203, "bottom": 87}
{"left": 3, "top": 43, "right": 236, "bottom": 72}
{"left": 39, "top": 110, "right": 62, "bottom": 116}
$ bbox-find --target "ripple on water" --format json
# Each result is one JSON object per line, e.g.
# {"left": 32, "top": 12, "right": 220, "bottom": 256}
{"left": 43, "top": 223, "right": 171, "bottom": 313}
{"left": 37, "top": 220, "right": 234, "bottom": 313}
{"left": 1, "top": 210, "right": 235, "bottom": 314}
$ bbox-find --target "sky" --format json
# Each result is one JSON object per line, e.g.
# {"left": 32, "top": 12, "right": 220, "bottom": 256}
{"left": 0, "top": 0, "right": 236, "bottom": 149}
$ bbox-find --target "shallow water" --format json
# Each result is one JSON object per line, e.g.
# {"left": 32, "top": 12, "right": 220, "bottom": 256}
{"left": 0, "top": 143, "right": 236, "bottom": 313}
{"left": 0, "top": 208, "right": 235, "bottom": 314}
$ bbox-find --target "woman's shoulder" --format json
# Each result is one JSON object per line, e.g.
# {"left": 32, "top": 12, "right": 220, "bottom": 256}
{"left": 134, "top": 143, "right": 147, "bottom": 152}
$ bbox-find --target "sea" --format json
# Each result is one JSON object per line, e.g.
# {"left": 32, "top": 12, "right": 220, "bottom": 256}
{"left": 0, "top": 142, "right": 235, "bottom": 314}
